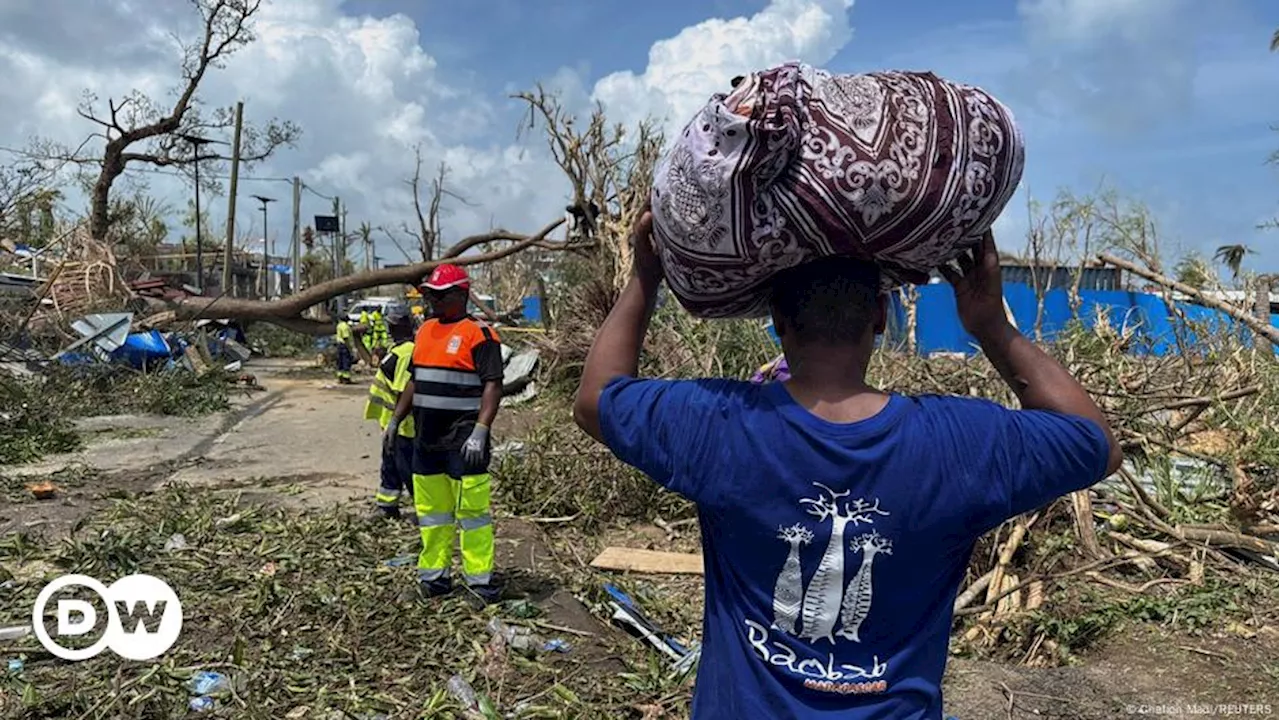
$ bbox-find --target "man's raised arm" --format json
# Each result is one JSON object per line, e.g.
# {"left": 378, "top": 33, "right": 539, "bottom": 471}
{"left": 573, "top": 210, "right": 661, "bottom": 442}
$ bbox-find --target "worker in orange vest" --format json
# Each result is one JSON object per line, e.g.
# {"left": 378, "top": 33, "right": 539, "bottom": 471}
{"left": 388, "top": 264, "right": 505, "bottom": 606}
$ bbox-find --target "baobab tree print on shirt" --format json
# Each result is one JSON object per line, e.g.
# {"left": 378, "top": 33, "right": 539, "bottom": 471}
{"left": 772, "top": 524, "right": 814, "bottom": 635}
{"left": 747, "top": 482, "right": 896, "bottom": 695}
{"left": 792, "top": 483, "right": 890, "bottom": 644}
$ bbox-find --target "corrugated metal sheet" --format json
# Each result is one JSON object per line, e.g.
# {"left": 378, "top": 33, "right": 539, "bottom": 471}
{"left": 1000, "top": 265, "right": 1121, "bottom": 292}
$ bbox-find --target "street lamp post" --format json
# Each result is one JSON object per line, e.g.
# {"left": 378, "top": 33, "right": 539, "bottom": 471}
{"left": 251, "top": 195, "right": 277, "bottom": 299}
{"left": 178, "top": 134, "right": 221, "bottom": 292}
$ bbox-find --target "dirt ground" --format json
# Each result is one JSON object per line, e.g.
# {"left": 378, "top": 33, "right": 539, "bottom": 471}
{"left": 3, "top": 358, "right": 1277, "bottom": 718}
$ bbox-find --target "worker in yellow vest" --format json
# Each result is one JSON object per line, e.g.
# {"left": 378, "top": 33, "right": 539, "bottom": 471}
{"left": 364, "top": 304, "right": 416, "bottom": 519}
{"left": 371, "top": 309, "right": 389, "bottom": 351}
{"left": 334, "top": 317, "right": 356, "bottom": 384}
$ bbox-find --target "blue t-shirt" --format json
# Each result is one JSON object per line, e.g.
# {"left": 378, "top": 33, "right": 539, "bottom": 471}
{"left": 598, "top": 378, "right": 1110, "bottom": 720}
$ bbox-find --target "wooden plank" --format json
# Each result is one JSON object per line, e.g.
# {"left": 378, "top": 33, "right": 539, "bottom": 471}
{"left": 590, "top": 547, "right": 704, "bottom": 575}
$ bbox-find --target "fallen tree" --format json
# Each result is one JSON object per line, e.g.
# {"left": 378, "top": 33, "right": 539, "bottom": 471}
{"left": 150, "top": 219, "right": 566, "bottom": 334}
{"left": 1099, "top": 252, "right": 1279, "bottom": 345}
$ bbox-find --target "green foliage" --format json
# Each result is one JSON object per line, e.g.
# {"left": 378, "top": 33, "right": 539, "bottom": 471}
{"left": 0, "top": 485, "right": 689, "bottom": 719}
{"left": 0, "top": 367, "right": 229, "bottom": 465}
{"left": 0, "top": 375, "right": 80, "bottom": 464}
{"left": 246, "top": 321, "right": 315, "bottom": 358}
{"left": 1027, "top": 579, "right": 1261, "bottom": 654}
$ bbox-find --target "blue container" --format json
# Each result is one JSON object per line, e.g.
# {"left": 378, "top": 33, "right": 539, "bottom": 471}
{"left": 521, "top": 296, "right": 543, "bottom": 324}
{"left": 111, "top": 330, "right": 172, "bottom": 368}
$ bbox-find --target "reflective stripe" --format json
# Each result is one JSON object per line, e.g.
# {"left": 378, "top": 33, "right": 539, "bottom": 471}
{"left": 412, "top": 394, "right": 482, "bottom": 411}
{"left": 464, "top": 572, "right": 492, "bottom": 586}
{"left": 414, "top": 368, "right": 482, "bottom": 386}
{"left": 373, "top": 376, "right": 393, "bottom": 393}
{"left": 367, "top": 396, "right": 395, "bottom": 412}
{"left": 417, "top": 568, "right": 447, "bottom": 581}
{"left": 418, "top": 512, "right": 454, "bottom": 527}
{"left": 458, "top": 514, "right": 492, "bottom": 531}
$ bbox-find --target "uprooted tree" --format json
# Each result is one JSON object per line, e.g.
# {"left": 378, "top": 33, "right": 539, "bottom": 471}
{"left": 41, "top": 0, "right": 299, "bottom": 246}
{"left": 135, "top": 85, "right": 664, "bottom": 332}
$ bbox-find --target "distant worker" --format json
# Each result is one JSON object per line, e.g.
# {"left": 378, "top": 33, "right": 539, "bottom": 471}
{"left": 358, "top": 307, "right": 376, "bottom": 361}
{"left": 388, "top": 264, "right": 505, "bottom": 606}
{"left": 371, "top": 307, "right": 390, "bottom": 354}
{"left": 364, "top": 304, "right": 417, "bottom": 519}
{"left": 334, "top": 315, "right": 356, "bottom": 385}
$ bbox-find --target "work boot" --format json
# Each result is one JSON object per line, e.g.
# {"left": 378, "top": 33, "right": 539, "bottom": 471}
{"left": 369, "top": 506, "right": 401, "bottom": 521}
{"left": 463, "top": 584, "right": 501, "bottom": 610}
{"left": 418, "top": 577, "right": 454, "bottom": 600}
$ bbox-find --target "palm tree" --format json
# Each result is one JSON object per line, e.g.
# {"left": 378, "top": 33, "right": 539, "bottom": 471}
{"left": 358, "top": 222, "right": 374, "bottom": 271}
{"left": 1213, "top": 243, "right": 1254, "bottom": 282}
{"left": 1271, "top": 28, "right": 1278, "bottom": 52}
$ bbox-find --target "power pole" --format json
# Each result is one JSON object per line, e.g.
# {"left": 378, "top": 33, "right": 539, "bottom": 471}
{"left": 290, "top": 177, "right": 300, "bottom": 294}
{"left": 222, "top": 101, "right": 244, "bottom": 296}
{"left": 331, "top": 196, "right": 342, "bottom": 282}
{"left": 251, "top": 195, "right": 276, "bottom": 299}
{"left": 179, "top": 134, "right": 219, "bottom": 291}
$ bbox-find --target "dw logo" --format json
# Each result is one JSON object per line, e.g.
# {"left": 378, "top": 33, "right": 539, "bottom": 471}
{"left": 31, "top": 574, "right": 183, "bottom": 661}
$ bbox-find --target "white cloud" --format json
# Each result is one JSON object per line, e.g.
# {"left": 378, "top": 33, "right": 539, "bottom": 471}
{"left": 592, "top": 0, "right": 855, "bottom": 133}
{"left": 0, "top": 0, "right": 857, "bottom": 269}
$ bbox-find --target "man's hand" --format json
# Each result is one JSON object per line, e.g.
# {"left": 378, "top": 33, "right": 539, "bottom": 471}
{"left": 462, "top": 424, "right": 490, "bottom": 467}
{"left": 941, "top": 230, "right": 1008, "bottom": 339}
{"left": 381, "top": 420, "right": 399, "bottom": 454}
{"left": 941, "top": 229, "right": 1123, "bottom": 476}
{"left": 630, "top": 207, "right": 661, "bottom": 282}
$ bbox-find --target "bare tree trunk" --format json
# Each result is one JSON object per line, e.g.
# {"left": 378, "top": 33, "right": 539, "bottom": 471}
{"left": 1255, "top": 277, "right": 1270, "bottom": 322}
{"left": 1100, "top": 253, "right": 1279, "bottom": 345}
{"left": 89, "top": 148, "right": 126, "bottom": 243}
{"left": 901, "top": 285, "right": 918, "bottom": 354}
{"left": 155, "top": 219, "right": 565, "bottom": 332}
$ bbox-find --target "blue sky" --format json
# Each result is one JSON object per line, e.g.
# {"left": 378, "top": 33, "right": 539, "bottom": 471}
{"left": 354, "top": 0, "right": 1280, "bottom": 274}
{"left": 0, "top": 0, "right": 1275, "bottom": 276}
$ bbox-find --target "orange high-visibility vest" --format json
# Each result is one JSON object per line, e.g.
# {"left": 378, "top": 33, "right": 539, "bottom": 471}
{"left": 410, "top": 317, "right": 501, "bottom": 414}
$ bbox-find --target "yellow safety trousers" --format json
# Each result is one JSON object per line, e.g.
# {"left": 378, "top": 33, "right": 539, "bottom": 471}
{"left": 413, "top": 472, "right": 493, "bottom": 586}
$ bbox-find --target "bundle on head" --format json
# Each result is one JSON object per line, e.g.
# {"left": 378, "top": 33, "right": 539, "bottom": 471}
{"left": 651, "top": 62, "right": 1025, "bottom": 318}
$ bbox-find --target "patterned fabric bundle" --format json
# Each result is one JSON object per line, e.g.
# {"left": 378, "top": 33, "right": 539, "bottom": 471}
{"left": 650, "top": 62, "right": 1025, "bottom": 318}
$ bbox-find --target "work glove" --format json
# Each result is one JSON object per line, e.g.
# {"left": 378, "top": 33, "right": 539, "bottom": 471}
{"left": 461, "top": 424, "right": 490, "bottom": 469}
{"left": 382, "top": 420, "right": 400, "bottom": 454}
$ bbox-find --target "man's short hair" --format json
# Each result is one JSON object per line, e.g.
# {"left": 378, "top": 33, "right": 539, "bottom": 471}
{"left": 768, "top": 257, "right": 882, "bottom": 346}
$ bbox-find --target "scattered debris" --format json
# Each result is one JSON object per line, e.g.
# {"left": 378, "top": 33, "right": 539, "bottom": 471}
{"left": 541, "top": 638, "right": 572, "bottom": 653}
{"left": 215, "top": 512, "right": 246, "bottom": 529}
{"left": 0, "top": 626, "right": 30, "bottom": 642}
{"left": 382, "top": 554, "right": 415, "bottom": 567}
{"left": 487, "top": 617, "right": 539, "bottom": 656}
{"left": 7, "top": 658, "right": 24, "bottom": 675}
{"left": 186, "top": 671, "right": 231, "bottom": 696}
{"left": 25, "top": 481, "right": 56, "bottom": 500}
{"left": 604, "top": 584, "right": 698, "bottom": 670}
{"left": 445, "top": 674, "right": 490, "bottom": 720}
{"left": 591, "top": 547, "right": 704, "bottom": 575}
{"left": 164, "top": 533, "right": 189, "bottom": 551}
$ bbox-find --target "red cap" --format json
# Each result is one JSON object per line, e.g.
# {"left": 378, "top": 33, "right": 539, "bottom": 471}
{"left": 422, "top": 264, "right": 470, "bottom": 291}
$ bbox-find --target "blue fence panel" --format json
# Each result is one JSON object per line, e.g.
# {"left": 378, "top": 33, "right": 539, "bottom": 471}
{"left": 913, "top": 284, "right": 974, "bottom": 353}
{"left": 886, "top": 282, "right": 1275, "bottom": 356}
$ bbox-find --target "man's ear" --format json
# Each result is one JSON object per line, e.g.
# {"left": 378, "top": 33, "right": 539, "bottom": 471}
{"left": 873, "top": 294, "right": 888, "bottom": 336}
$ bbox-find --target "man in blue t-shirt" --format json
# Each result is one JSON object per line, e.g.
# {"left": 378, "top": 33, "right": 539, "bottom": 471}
{"left": 572, "top": 211, "right": 1122, "bottom": 720}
